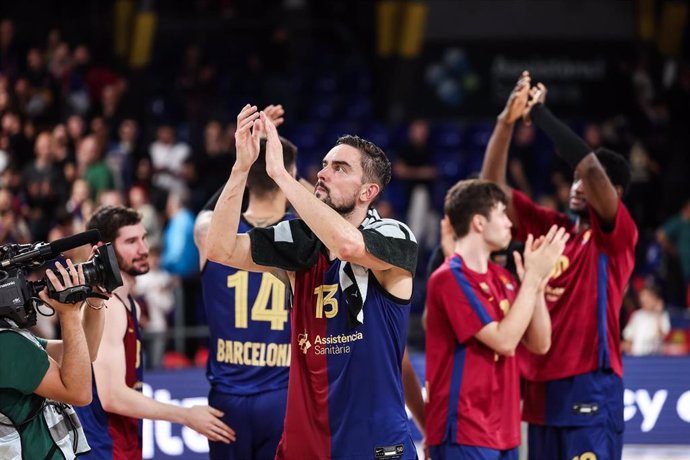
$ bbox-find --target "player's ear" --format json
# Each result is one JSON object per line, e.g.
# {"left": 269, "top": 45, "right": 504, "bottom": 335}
{"left": 361, "top": 183, "right": 380, "bottom": 202}
{"left": 471, "top": 214, "right": 485, "bottom": 233}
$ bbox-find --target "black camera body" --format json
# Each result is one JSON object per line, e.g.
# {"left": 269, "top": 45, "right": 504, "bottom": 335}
{"left": 0, "top": 232, "right": 123, "bottom": 328}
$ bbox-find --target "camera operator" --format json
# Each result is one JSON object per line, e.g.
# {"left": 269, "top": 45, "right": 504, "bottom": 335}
{"left": 74, "top": 205, "right": 234, "bottom": 460}
{"left": 0, "top": 256, "right": 105, "bottom": 459}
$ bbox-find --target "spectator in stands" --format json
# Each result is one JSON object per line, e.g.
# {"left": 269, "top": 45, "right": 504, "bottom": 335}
{"left": 162, "top": 188, "right": 200, "bottom": 357}
{"left": 394, "top": 119, "right": 438, "bottom": 251}
{"left": 66, "top": 114, "right": 85, "bottom": 155}
{"left": 107, "top": 118, "right": 139, "bottom": 192}
{"left": 657, "top": 197, "right": 690, "bottom": 307}
{"left": 622, "top": 284, "right": 671, "bottom": 356}
{"left": 128, "top": 184, "right": 163, "bottom": 249}
{"left": 77, "top": 135, "right": 114, "bottom": 202}
{"left": 135, "top": 246, "right": 175, "bottom": 369}
{"left": 52, "top": 123, "right": 76, "bottom": 182}
{"left": 150, "top": 124, "right": 191, "bottom": 193}
{"left": 198, "top": 119, "right": 235, "bottom": 201}
{"left": 3, "top": 111, "right": 32, "bottom": 165}
{"left": 0, "top": 187, "right": 31, "bottom": 244}
{"left": 65, "top": 178, "right": 92, "bottom": 231}
{"left": 0, "top": 19, "right": 20, "bottom": 81}
{"left": 22, "top": 47, "right": 58, "bottom": 122}
{"left": 22, "top": 130, "right": 67, "bottom": 240}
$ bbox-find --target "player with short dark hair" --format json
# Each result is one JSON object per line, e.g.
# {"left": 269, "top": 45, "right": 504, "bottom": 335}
{"left": 480, "top": 73, "right": 638, "bottom": 460}
{"left": 207, "top": 105, "right": 419, "bottom": 459}
{"left": 194, "top": 123, "right": 298, "bottom": 460}
{"left": 76, "top": 205, "right": 234, "bottom": 460}
{"left": 425, "top": 179, "right": 567, "bottom": 460}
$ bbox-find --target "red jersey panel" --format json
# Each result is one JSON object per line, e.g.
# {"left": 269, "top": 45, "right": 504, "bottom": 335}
{"left": 75, "top": 295, "right": 144, "bottom": 460}
{"left": 512, "top": 190, "right": 637, "bottom": 382}
{"left": 425, "top": 254, "right": 520, "bottom": 450}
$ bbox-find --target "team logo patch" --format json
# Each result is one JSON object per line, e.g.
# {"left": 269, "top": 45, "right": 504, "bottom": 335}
{"left": 582, "top": 229, "right": 592, "bottom": 245}
{"left": 298, "top": 331, "right": 311, "bottom": 354}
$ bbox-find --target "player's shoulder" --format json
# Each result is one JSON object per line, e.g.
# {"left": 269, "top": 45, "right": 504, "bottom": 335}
{"left": 428, "top": 257, "right": 454, "bottom": 282}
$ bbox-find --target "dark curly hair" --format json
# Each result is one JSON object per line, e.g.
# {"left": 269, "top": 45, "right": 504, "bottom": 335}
{"left": 86, "top": 205, "right": 142, "bottom": 244}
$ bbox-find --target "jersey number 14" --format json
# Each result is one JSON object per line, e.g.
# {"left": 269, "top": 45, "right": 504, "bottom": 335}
{"left": 227, "top": 272, "right": 288, "bottom": 331}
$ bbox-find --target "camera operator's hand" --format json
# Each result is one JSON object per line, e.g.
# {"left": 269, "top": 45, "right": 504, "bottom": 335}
{"left": 34, "top": 257, "right": 93, "bottom": 406}
{"left": 86, "top": 243, "right": 112, "bottom": 307}
{"left": 39, "top": 259, "right": 86, "bottom": 315}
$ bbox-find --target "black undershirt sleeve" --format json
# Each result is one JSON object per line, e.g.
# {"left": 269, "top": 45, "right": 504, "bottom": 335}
{"left": 531, "top": 103, "right": 592, "bottom": 169}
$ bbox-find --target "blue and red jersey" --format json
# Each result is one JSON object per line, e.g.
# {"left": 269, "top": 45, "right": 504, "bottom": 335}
{"left": 76, "top": 295, "right": 144, "bottom": 460}
{"left": 425, "top": 254, "right": 520, "bottom": 450}
{"left": 511, "top": 190, "right": 637, "bottom": 425}
{"left": 276, "top": 252, "right": 415, "bottom": 460}
{"left": 203, "top": 214, "right": 292, "bottom": 395}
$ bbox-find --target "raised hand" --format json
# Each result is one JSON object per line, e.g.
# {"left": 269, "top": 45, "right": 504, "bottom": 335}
{"left": 261, "top": 111, "right": 287, "bottom": 180}
{"left": 522, "top": 225, "right": 569, "bottom": 281}
{"left": 499, "top": 71, "right": 531, "bottom": 124}
{"left": 263, "top": 104, "right": 285, "bottom": 127}
{"left": 522, "top": 82, "right": 547, "bottom": 126}
{"left": 183, "top": 405, "right": 236, "bottom": 444}
{"left": 234, "top": 104, "right": 261, "bottom": 172}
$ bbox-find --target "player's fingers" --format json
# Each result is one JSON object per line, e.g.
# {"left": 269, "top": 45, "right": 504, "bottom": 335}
{"left": 553, "top": 226, "right": 567, "bottom": 243}
{"left": 544, "top": 224, "right": 558, "bottom": 243}
{"left": 238, "top": 104, "right": 257, "bottom": 119}
{"left": 524, "top": 234, "right": 534, "bottom": 255}
{"left": 214, "top": 420, "right": 236, "bottom": 440}
{"left": 207, "top": 406, "right": 224, "bottom": 417}
{"left": 238, "top": 111, "right": 259, "bottom": 130}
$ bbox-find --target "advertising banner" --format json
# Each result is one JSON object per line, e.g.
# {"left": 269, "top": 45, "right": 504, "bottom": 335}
{"left": 141, "top": 356, "right": 690, "bottom": 458}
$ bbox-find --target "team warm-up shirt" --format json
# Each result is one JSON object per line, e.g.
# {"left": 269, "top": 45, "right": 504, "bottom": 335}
{"left": 76, "top": 295, "right": 144, "bottom": 460}
{"left": 511, "top": 190, "right": 637, "bottom": 425}
{"left": 203, "top": 214, "right": 292, "bottom": 395}
{"left": 425, "top": 254, "right": 520, "bottom": 450}
{"left": 249, "top": 209, "right": 418, "bottom": 460}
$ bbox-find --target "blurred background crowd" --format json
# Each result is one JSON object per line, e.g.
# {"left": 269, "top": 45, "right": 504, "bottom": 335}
{"left": 1, "top": 0, "right": 690, "bottom": 367}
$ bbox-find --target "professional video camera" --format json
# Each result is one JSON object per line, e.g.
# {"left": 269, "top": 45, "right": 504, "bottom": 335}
{"left": 0, "top": 229, "right": 123, "bottom": 328}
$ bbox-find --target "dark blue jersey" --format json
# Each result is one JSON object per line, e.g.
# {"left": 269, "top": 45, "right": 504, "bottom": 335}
{"left": 202, "top": 214, "right": 293, "bottom": 395}
{"left": 277, "top": 253, "right": 415, "bottom": 460}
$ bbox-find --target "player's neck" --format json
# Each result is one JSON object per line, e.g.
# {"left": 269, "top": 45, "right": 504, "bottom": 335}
{"left": 454, "top": 236, "right": 492, "bottom": 274}
{"left": 244, "top": 194, "right": 287, "bottom": 228}
{"left": 119, "top": 272, "right": 137, "bottom": 297}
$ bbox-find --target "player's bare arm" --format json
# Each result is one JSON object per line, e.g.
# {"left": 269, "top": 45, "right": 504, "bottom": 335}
{"left": 480, "top": 71, "right": 530, "bottom": 223}
{"left": 93, "top": 296, "right": 236, "bottom": 443}
{"left": 475, "top": 226, "right": 568, "bottom": 355}
{"left": 524, "top": 83, "right": 620, "bottom": 227}
{"left": 261, "top": 112, "right": 412, "bottom": 298}
{"left": 402, "top": 348, "right": 425, "bottom": 435}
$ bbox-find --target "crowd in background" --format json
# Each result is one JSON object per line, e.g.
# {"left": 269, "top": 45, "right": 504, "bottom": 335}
{"left": 1, "top": 2, "right": 690, "bottom": 366}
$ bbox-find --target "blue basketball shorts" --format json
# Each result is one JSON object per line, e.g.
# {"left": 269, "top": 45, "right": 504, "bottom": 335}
{"left": 208, "top": 387, "right": 288, "bottom": 460}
